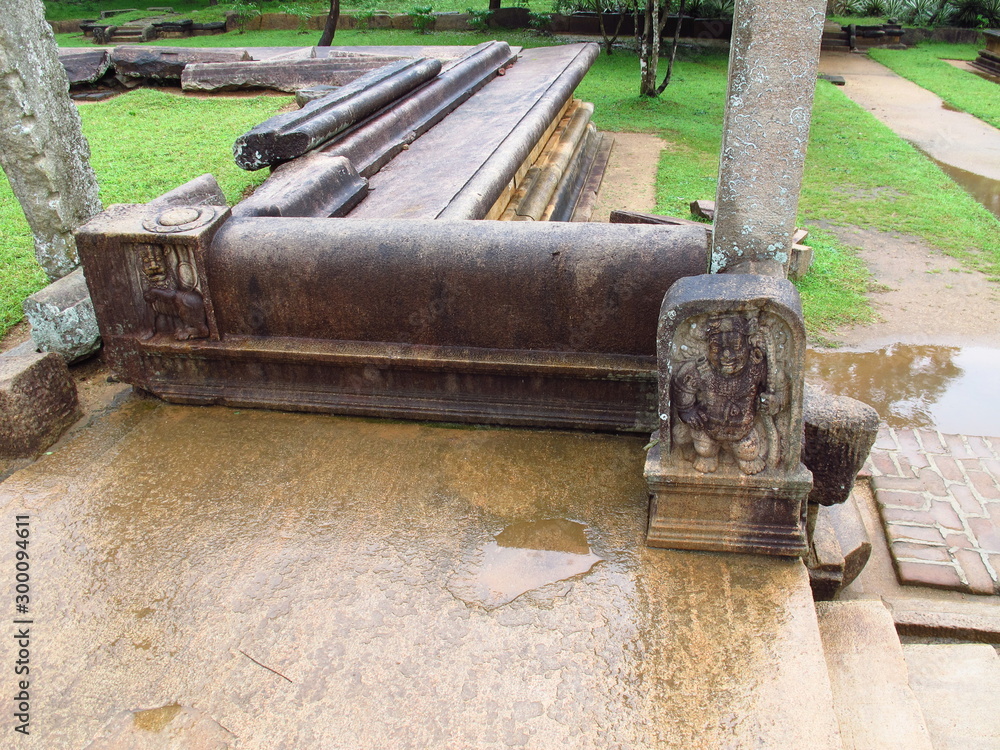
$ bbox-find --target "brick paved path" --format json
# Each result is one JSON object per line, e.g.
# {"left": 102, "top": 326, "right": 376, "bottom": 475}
{"left": 867, "top": 427, "right": 1000, "bottom": 595}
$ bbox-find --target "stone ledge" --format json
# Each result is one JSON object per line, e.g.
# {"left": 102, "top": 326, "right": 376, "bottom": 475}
{"left": 0, "top": 351, "right": 81, "bottom": 458}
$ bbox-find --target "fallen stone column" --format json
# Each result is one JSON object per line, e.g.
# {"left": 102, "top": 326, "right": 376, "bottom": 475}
{"left": 110, "top": 45, "right": 250, "bottom": 80}
{"left": 0, "top": 0, "right": 102, "bottom": 279}
{"left": 437, "top": 43, "right": 599, "bottom": 219}
{"left": 232, "top": 58, "right": 442, "bottom": 170}
{"left": 321, "top": 40, "right": 517, "bottom": 177}
{"left": 230, "top": 154, "right": 368, "bottom": 218}
{"left": 183, "top": 55, "right": 415, "bottom": 95}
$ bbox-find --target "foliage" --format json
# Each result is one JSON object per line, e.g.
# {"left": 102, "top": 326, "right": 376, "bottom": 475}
{"left": 279, "top": 2, "right": 315, "bottom": 33}
{"left": 354, "top": 9, "right": 377, "bottom": 30}
{"left": 466, "top": 8, "right": 493, "bottom": 31}
{"left": 409, "top": 5, "right": 436, "bottom": 33}
{"left": 0, "top": 172, "right": 48, "bottom": 336}
{"left": 869, "top": 43, "right": 1000, "bottom": 130}
{"left": 528, "top": 11, "right": 553, "bottom": 34}
{"left": 835, "top": 0, "right": 1000, "bottom": 26}
{"left": 230, "top": 0, "right": 263, "bottom": 32}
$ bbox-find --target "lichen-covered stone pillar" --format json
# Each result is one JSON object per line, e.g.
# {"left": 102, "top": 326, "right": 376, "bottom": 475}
{"left": 710, "top": 0, "right": 825, "bottom": 276}
{"left": 0, "top": 0, "right": 102, "bottom": 280}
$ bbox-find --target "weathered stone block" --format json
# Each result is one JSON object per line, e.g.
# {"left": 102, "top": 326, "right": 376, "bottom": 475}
{"left": 24, "top": 267, "right": 100, "bottom": 363}
{"left": 58, "top": 49, "right": 111, "bottom": 85}
{"left": 0, "top": 352, "right": 80, "bottom": 457}
{"left": 803, "top": 383, "right": 879, "bottom": 506}
{"left": 110, "top": 45, "right": 250, "bottom": 80}
{"left": 295, "top": 85, "right": 338, "bottom": 108}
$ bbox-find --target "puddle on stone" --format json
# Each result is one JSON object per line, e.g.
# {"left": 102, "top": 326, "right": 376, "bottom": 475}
{"left": 132, "top": 704, "right": 182, "bottom": 732}
{"left": 448, "top": 519, "right": 602, "bottom": 609}
{"left": 808, "top": 344, "right": 1000, "bottom": 435}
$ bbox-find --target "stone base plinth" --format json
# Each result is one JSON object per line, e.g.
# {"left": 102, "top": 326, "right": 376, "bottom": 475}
{"left": 645, "top": 443, "right": 811, "bottom": 557}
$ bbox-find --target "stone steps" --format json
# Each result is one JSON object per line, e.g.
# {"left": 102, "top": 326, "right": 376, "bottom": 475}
{"left": 817, "top": 600, "right": 934, "bottom": 750}
{"left": 902, "top": 643, "right": 1000, "bottom": 749}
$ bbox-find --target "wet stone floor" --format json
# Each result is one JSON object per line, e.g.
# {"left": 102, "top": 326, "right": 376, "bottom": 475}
{"left": 0, "top": 398, "right": 835, "bottom": 749}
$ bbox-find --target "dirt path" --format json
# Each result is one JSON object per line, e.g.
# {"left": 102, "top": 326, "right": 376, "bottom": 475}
{"left": 823, "top": 225, "right": 1000, "bottom": 348}
{"left": 589, "top": 132, "right": 666, "bottom": 221}
{"left": 818, "top": 52, "right": 1000, "bottom": 181}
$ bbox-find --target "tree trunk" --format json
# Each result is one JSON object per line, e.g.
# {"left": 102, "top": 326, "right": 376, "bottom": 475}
{"left": 639, "top": 0, "right": 659, "bottom": 96}
{"left": 655, "top": 0, "right": 685, "bottom": 95}
{"left": 318, "top": 0, "right": 341, "bottom": 47}
{"left": 489, "top": 0, "right": 501, "bottom": 10}
{"left": 597, "top": 9, "right": 627, "bottom": 56}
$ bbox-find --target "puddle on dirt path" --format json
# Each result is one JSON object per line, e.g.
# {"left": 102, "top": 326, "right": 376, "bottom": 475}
{"left": 924, "top": 149, "right": 1000, "bottom": 218}
{"left": 808, "top": 344, "right": 1000, "bottom": 435}
{"left": 448, "top": 519, "right": 603, "bottom": 609}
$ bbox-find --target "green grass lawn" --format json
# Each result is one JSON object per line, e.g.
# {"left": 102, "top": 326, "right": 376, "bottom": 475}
{"left": 869, "top": 42, "right": 1000, "bottom": 131}
{"left": 576, "top": 45, "right": 999, "bottom": 335}
{"left": 45, "top": 0, "right": 559, "bottom": 24}
{"left": 0, "top": 90, "right": 289, "bottom": 335}
{"left": 4, "top": 33, "right": 998, "bottom": 341}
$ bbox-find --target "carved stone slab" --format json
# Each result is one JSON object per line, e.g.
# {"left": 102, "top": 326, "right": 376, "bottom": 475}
{"left": 645, "top": 274, "right": 811, "bottom": 556}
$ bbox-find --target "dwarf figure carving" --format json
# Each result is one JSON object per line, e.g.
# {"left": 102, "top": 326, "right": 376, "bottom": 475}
{"left": 671, "top": 313, "right": 784, "bottom": 475}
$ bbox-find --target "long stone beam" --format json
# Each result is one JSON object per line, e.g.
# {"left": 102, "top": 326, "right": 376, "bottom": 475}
{"left": 711, "top": 0, "right": 825, "bottom": 276}
{"left": 350, "top": 44, "right": 599, "bottom": 221}
{"left": 183, "top": 55, "right": 418, "bottom": 96}
{"left": 437, "top": 44, "right": 599, "bottom": 220}
{"left": 320, "top": 41, "right": 517, "bottom": 177}
{"left": 233, "top": 58, "right": 442, "bottom": 170}
{"left": 110, "top": 45, "right": 251, "bottom": 80}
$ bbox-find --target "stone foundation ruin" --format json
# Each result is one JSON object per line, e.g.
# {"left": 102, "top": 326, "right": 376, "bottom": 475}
{"left": 77, "top": 19, "right": 875, "bottom": 567}
{"left": 78, "top": 42, "right": 711, "bottom": 434}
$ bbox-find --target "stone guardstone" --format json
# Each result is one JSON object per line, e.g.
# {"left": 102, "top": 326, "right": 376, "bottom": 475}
{"left": 24, "top": 267, "right": 101, "bottom": 363}
{"left": 645, "top": 274, "right": 811, "bottom": 556}
{"left": 0, "top": 352, "right": 80, "bottom": 458}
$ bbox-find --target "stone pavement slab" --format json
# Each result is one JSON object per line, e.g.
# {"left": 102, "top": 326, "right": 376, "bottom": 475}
{"left": 817, "top": 600, "right": 933, "bottom": 750}
{"left": 868, "top": 426, "right": 1000, "bottom": 595}
{"left": 902, "top": 643, "right": 1000, "bottom": 750}
{"left": 0, "top": 398, "right": 842, "bottom": 749}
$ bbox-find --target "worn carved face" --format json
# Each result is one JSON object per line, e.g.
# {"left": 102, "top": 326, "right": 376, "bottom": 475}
{"left": 141, "top": 246, "right": 167, "bottom": 285}
{"left": 706, "top": 321, "right": 749, "bottom": 376}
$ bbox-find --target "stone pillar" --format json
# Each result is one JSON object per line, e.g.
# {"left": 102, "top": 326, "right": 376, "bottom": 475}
{"left": 0, "top": 0, "right": 102, "bottom": 280}
{"left": 710, "top": 0, "right": 825, "bottom": 276}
